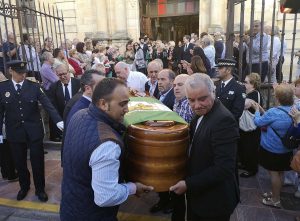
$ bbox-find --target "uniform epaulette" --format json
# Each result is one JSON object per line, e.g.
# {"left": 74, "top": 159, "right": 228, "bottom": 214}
{"left": 236, "top": 80, "right": 244, "bottom": 86}
{"left": 26, "top": 77, "right": 40, "bottom": 84}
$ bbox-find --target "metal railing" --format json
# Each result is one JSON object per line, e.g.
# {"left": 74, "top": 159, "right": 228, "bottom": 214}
{"left": 226, "top": 0, "right": 299, "bottom": 108}
{"left": 0, "top": 0, "right": 66, "bottom": 76}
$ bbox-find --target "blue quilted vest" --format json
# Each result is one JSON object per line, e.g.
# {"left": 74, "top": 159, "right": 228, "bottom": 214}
{"left": 60, "top": 104, "right": 126, "bottom": 221}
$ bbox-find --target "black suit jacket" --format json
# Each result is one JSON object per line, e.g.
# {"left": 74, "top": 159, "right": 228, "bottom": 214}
{"left": 180, "top": 43, "right": 194, "bottom": 63}
{"left": 216, "top": 78, "right": 245, "bottom": 122}
{"left": 144, "top": 81, "right": 159, "bottom": 99}
{"left": 185, "top": 99, "right": 240, "bottom": 217}
{"left": 48, "top": 77, "right": 80, "bottom": 117}
{"left": 0, "top": 79, "right": 62, "bottom": 142}
{"left": 160, "top": 88, "right": 175, "bottom": 110}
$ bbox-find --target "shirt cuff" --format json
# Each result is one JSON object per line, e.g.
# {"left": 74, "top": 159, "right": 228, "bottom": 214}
{"left": 125, "top": 182, "right": 137, "bottom": 195}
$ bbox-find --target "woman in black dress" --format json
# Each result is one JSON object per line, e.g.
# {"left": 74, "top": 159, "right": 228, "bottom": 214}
{"left": 239, "top": 73, "right": 262, "bottom": 178}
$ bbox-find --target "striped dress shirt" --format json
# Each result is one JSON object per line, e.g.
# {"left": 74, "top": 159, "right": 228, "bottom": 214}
{"left": 89, "top": 141, "right": 136, "bottom": 207}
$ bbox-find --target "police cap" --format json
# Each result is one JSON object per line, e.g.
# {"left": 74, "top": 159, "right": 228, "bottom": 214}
{"left": 6, "top": 60, "right": 28, "bottom": 73}
{"left": 215, "top": 58, "right": 236, "bottom": 68}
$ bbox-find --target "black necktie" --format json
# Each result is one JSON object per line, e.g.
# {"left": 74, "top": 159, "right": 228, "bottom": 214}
{"left": 221, "top": 82, "right": 225, "bottom": 93}
{"left": 16, "top": 84, "right": 21, "bottom": 94}
{"left": 64, "top": 84, "right": 70, "bottom": 102}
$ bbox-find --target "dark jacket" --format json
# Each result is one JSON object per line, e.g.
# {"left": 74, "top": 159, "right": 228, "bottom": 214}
{"left": 60, "top": 104, "right": 125, "bottom": 221}
{"left": 160, "top": 88, "right": 175, "bottom": 110}
{"left": 186, "top": 99, "right": 240, "bottom": 217}
{"left": 65, "top": 95, "right": 90, "bottom": 128}
{"left": 48, "top": 77, "right": 81, "bottom": 116}
{"left": 0, "top": 79, "right": 61, "bottom": 142}
{"left": 216, "top": 78, "right": 246, "bottom": 122}
{"left": 145, "top": 81, "right": 159, "bottom": 99}
{"left": 180, "top": 43, "right": 195, "bottom": 63}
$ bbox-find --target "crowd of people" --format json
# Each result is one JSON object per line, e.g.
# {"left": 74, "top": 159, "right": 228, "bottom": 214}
{"left": 0, "top": 19, "right": 300, "bottom": 221}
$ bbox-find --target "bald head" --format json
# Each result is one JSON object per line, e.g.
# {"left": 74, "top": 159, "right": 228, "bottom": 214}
{"left": 174, "top": 74, "right": 189, "bottom": 101}
{"left": 114, "top": 61, "right": 130, "bottom": 81}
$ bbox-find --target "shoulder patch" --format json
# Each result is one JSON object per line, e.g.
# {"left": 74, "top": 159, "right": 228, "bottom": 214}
{"left": 26, "top": 77, "right": 39, "bottom": 84}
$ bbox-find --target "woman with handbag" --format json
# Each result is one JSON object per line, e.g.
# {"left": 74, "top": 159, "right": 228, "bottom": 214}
{"left": 253, "top": 84, "right": 294, "bottom": 208}
{"left": 239, "top": 73, "right": 262, "bottom": 178}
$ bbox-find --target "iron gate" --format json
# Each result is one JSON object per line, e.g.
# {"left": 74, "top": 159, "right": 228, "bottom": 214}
{"left": 0, "top": 0, "right": 66, "bottom": 75}
{"left": 225, "top": 0, "right": 299, "bottom": 108}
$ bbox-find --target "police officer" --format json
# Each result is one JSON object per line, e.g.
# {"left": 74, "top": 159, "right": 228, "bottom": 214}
{"left": 0, "top": 60, "right": 64, "bottom": 202}
{"left": 215, "top": 58, "right": 246, "bottom": 122}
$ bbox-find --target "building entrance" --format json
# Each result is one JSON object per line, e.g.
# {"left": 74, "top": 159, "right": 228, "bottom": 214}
{"left": 140, "top": 0, "right": 199, "bottom": 42}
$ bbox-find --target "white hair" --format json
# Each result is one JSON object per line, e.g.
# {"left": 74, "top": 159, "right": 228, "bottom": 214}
{"left": 185, "top": 73, "right": 216, "bottom": 98}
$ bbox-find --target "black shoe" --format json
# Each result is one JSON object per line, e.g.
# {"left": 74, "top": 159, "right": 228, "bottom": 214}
{"left": 50, "top": 137, "right": 61, "bottom": 142}
{"left": 240, "top": 171, "right": 256, "bottom": 178}
{"left": 17, "top": 189, "right": 29, "bottom": 201}
{"left": 150, "top": 201, "right": 167, "bottom": 213}
{"left": 8, "top": 176, "right": 19, "bottom": 182}
{"left": 36, "top": 191, "right": 48, "bottom": 202}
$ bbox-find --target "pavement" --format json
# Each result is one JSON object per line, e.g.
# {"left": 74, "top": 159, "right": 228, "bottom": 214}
{"left": 0, "top": 145, "right": 299, "bottom": 221}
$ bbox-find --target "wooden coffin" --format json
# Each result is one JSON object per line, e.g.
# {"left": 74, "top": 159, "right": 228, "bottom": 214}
{"left": 126, "top": 121, "right": 189, "bottom": 192}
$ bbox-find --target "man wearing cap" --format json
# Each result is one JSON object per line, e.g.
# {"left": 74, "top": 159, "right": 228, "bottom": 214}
{"left": 0, "top": 60, "right": 64, "bottom": 202}
{"left": 215, "top": 58, "right": 245, "bottom": 122}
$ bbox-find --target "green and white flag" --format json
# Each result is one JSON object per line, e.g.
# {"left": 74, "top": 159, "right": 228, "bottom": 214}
{"left": 124, "top": 97, "right": 187, "bottom": 127}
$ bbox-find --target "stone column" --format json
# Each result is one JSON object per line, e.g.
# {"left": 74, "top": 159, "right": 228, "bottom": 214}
{"left": 208, "top": 0, "right": 224, "bottom": 33}
{"left": 112, "top": 0, "right": 128, "bottom": 39}
{"left": 95, "top": 0, "right": 109, "bottom": 39}
{"left": 199, "top": 0, "right": 210, "bottom": 35}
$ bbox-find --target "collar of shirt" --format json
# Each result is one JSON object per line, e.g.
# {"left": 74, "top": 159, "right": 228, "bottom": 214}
{"left": 175, "top": 96, "right": 187, "bottom": 106}
{"left": 148, "top": 80, "right": 157, "bottom": 87}
{"left": 12, "top": 79, "right": 24, "bottom": 90}
{"left": 195, "top": 115, "right": 204, "bottom": 131}
{"left": 61, "top": 80, "right": 72, "bottom": 97}
{"left": 82, "top": 94, "right": 92, "bottom": 102}
{"left": 160, "top": 87, "right": 173, "bottom": 99}
{"left": 222, "top": 77, "right": 233, "bottom": 87}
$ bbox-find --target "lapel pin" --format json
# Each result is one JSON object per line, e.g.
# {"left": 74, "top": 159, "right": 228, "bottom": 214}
{"left": 5, "top": 92, "right": 10, "bottom": 97}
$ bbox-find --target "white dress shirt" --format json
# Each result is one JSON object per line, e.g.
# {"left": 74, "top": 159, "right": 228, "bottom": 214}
{"left": 222, "top": 77, "right": 233, "bottom": 88}
{"left": 127, "top": 71, "right": 148, "bottom": 93}
{"left": 19, "top": 44, "right": 41, "bottom": 72}
{"left": 61, "top": 80, "right": 72, "bottom": 98}
{"left": 89, "top": 141, "right": 136, "bottom": 207}
{"left": 12, "top": 79, "right": 24, "bottom": 90}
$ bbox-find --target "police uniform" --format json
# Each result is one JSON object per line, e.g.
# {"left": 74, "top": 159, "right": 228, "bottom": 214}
{"left": 215, "top": 59, "right": 246, "bottom": 122}
{"left": 0, "top": 60, "right": 62, "bottom": 201}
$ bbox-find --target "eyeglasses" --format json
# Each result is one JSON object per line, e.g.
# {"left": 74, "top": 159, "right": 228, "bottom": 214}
{"left": 57, "top": 73, "right": 68, "bottom": 77}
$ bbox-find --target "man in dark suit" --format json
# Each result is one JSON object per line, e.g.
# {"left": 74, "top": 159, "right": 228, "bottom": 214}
{"left": 60, "top": 70, "right": 104, "bottom": 165}
{"left": 48, "top": 64, "right": 80, "bottom": 141}
{"left": 0, "top": 60, "right": 63, "bottom": 202}
{"left": 170, "top": 73, "right": 240, "bottom": 221}
{"left": 139, "top": 37, "right": 149, "bottom": 59}
{"left": 215, "top": 58, "right": 246, "bottom": 122}
{"left": 150, "top": 69, "right": 176, "bottom": 215}
{"left": 145, "top": 60, "right": 161, "bottom": 99}
{"left": 158, "top": 69, "right": 176, "bottom": 110}
{"left": 180, "top": 35, "right": 194, "bottom": 63}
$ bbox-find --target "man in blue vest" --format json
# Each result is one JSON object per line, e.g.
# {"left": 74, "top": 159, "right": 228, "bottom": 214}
{"left": 60, "top": 77, "right": 153, "bottom": 221}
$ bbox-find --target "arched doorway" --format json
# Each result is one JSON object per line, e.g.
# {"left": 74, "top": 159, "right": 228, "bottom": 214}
{"left": 140, "top": 0, "right": 199, "bottom": 42}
